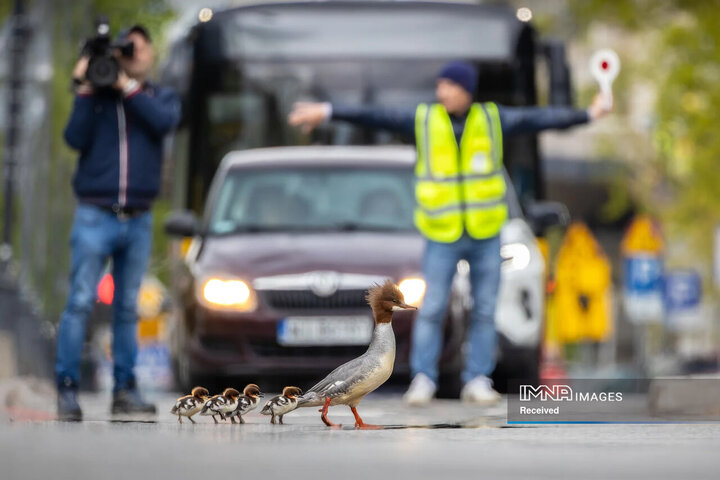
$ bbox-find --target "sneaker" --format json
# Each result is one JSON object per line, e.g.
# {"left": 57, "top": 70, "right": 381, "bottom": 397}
{"left": 57, "top": 378, "right": 83, "bottom": 422}
{"left": 403, "top": 373, "right": 437, "bottom": 406}
{"left": 460, "top": 376, "right": 501, "bottom": 405}
{"left": 111, "top": 383, "right": 157, "bottom": 418}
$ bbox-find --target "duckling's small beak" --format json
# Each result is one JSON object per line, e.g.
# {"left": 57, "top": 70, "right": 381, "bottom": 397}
{"left": 259, "top": 393, "right": 265, "bottom": 398}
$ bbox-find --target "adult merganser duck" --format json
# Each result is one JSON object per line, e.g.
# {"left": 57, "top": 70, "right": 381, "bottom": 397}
{"left": 261, "top": 386, "right": 303, "bottom": 424}
{"left": 294, "top": 280, "right": 416, "bottom": 428}
{"left": 170, "top": 386, "right": 210, "bottom": 424}
{"left": 225, "top": 383, "right": 264, "bottom": 424}
{"left": 200, "top": 388, "right": 241, "bottom": 424}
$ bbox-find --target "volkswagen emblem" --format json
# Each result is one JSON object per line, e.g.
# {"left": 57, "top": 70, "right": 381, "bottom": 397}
{"left": 308, "top": 271, "right": 340, "bottom": 297}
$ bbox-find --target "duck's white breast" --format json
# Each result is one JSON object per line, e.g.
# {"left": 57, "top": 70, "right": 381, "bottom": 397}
{"left": 337, "top": 351, "right": 395, "bottom": 406}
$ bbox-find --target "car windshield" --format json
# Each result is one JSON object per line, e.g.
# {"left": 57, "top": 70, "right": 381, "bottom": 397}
{"left": 209, "top": 166, "right": 417, "bottom": 234}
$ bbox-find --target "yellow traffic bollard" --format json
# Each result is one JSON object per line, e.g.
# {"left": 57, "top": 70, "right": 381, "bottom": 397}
{"left": 137, "top": 276, "right": 168, "bottom": 344}
{"left": 553, "top": 222, "right": 613, "bottom": 343}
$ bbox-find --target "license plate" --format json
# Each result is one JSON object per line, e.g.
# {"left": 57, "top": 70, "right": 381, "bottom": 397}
{"left": 277, "top": 316, "right": 373, "bottom": 346}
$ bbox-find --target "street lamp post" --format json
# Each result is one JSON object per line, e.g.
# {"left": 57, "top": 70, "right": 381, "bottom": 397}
{"left": 2, "top": 0, "right": 28, "bottom": 274}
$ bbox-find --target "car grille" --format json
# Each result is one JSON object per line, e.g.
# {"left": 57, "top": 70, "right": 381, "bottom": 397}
{"left": 260, "top": 289, "right": 369, "bottom": 311}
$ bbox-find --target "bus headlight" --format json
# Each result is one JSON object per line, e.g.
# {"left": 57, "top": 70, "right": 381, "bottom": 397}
{"left": 398, "top": 277, "right": 426, "bottom": 307}
{"left": 501, "top": 243, "right": 531, "bottom": 272}
{"left": 198, "top": 276, "right": 257, "bottom": 312}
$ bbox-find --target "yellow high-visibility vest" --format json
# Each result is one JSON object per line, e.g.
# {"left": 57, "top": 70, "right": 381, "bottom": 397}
{"left": 414, "top": 102, "right": 508, "bottom": 242}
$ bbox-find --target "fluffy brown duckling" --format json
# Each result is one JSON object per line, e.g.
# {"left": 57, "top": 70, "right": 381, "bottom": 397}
{"left": 225, "top": 383, "right": 264, "bottom": 424}
{"left": 170, "top": 386, "right": 210, "bottom": 424}
{"left": 260, "top": 386, "right": 303, "bottom": 424}
{"left": 200, "top": 388, "right": 241, "bottom": 424}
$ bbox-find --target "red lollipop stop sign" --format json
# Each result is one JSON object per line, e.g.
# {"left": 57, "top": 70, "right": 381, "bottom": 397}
{"left": 590, "top": 49, "right": 620, "bottom": 110}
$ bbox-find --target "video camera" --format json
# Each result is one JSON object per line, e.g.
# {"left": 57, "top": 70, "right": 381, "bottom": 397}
{"left": 82, "top": 16, "right": 134, "bottom": 89}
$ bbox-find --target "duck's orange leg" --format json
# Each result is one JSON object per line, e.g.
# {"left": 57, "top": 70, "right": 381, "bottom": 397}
{"left": 350, "top": 406, "right": 382, "bottom": 429}
{"left": 319, "top": 397, "right": 339, "bottom": 427}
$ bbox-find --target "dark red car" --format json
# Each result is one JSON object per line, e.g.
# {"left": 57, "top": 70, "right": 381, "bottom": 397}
{"left": 165, "top": 146, "right": 543, "bottom": 392}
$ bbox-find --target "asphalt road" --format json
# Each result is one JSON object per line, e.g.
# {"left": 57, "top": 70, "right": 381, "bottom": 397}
{"left": 2, "top": 391, "right": 719, "bottom": 480}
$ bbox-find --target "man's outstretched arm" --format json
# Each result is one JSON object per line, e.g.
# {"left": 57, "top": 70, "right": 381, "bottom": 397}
{"left": 499, "top": 93, "right": 611, "bottom": 135}
{"left": 288, "top": 102, "right": 416, "bottom": 139}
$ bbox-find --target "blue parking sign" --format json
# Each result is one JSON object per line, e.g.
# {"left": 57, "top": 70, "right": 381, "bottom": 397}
{"left": 624, "top": 256, "right": 663, "bottom": 294}
{"left": 663, "top": 270, "right": 701, "bottom": 313}
{"left": 623, "top": 255, "right": 664, "bottom": 324}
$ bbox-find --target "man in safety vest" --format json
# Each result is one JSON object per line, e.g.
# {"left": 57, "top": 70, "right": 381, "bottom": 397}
{"left": 288, "top": 61, "right": 611, "bottom": 405}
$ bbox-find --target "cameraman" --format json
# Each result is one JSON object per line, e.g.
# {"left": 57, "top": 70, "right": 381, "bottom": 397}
{"left": 56, "top": 25, "right": 180, "bottom": 421}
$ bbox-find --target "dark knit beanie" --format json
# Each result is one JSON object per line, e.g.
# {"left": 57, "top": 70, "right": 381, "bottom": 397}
{"left": 437, "top": 61, "right": 478, "bottom": 95}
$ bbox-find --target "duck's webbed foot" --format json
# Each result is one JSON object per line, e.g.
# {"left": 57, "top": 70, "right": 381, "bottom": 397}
{"left": 319, "top": 397, "right": 340, "bottom": 427}
{"left": 351, "top": 406, "right": 381, "bottom": 429}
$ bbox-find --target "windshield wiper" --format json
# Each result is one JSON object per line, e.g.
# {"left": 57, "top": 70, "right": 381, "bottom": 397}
{"left": 211, "top": 223, "right": 414, "bottom": 235}
{"left": 331, "top": 222, "right": 410, "bottom": 232}
{"left": 213, "top": 224, "right": 319, "bottom": 234}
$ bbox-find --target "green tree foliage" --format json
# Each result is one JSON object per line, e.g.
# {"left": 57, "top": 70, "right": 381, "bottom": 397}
{"left": 569, "top": 1, "right": 720, "bottom": 270}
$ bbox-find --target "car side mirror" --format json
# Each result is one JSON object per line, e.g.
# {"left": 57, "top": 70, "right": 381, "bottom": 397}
{"left": 525, "top": 201, "right": 570, "bottom": 236}
{"left": 164, "top": 210, "right": 201, "bottom": 237}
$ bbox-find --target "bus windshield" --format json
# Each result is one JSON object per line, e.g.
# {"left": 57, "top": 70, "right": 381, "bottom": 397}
{"left": 206, "top": 58, "right": 440, "bottom": 151}
{"left": 219, "top": 4, "right": 512, "bottom": 60}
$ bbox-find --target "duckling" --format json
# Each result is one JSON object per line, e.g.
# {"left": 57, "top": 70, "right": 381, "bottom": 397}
{"left": 199, "top": 392, "right": 226, "bottom": 424}
{"left": 170, "top": 386, "right": 210, "bottom": 424}
{"left": 200, "top": 388, "right": 241, "bottom": 424}
{"left": 225, "top": 383, "right": 264, "bottom": 424}
{"left": 261, "top": 386, "right": 303, "bottom": 424}
{"left": 294, "top": 280, "right": 415, "bottom": 428}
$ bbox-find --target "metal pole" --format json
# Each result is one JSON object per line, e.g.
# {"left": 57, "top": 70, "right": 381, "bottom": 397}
{"left": 1, "top": 0, "right": 27, "bottom": 273}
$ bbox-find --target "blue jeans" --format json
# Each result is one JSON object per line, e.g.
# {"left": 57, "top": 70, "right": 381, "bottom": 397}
{"left": 55, "top": 203, "right": 153, "bottom": 392}
{"left": 410, "top": 234, "right": 501, "bottom": 384}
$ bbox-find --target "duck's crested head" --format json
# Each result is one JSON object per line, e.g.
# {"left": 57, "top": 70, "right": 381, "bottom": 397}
{"left": 282, "top": 386, "right": 303, "bottom": 398}
{"left": 222, "top": 387, "right": 241, "bottom": 399}
{"left": 244, "top": 383, "right": 262, "bottom": 398}
{"left": 191, "top": 386, "right": 210, "bottom": 399}
{"left": 366, "top": 279, "right": 417, "bottom": 323}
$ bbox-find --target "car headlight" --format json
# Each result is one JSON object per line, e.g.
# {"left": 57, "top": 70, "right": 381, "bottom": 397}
{"left": 398, "top": 277, "right": 426, "bottom": 307}
{"left": 197, "top": 276, "right": 257, "bottom": 312}
{"left": 501, "top": 242, "right": 531, "bottom": 272}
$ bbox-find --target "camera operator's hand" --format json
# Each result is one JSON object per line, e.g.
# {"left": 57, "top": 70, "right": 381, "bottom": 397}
{"left": 114, "top": 70, "right": 131, "bottom": 91}
{"left": 72, "top": 56, "right": 90, "bottom": 85}
{"left": 112, "top": 70, "right": 140, "bottom": 97}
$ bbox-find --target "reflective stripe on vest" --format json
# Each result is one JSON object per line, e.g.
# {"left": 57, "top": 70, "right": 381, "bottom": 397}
{"left": 414, "top": 102, "right": 508, "bottom": 242}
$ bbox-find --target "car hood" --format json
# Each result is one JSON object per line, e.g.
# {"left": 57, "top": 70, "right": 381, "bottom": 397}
{"left": 196, "top": 232, "right": 425, "bottom": 281}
